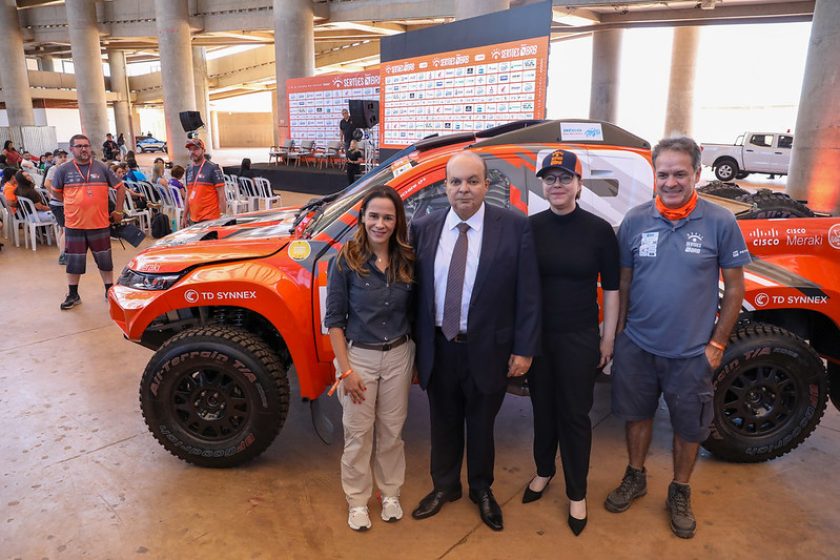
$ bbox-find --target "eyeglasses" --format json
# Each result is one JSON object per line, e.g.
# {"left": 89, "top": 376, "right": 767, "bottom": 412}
{"left": 71, "top": 144, "right": 91, "bottom": 149}
{"left": 541, "top": 173, "right": 575, "bottom": 186}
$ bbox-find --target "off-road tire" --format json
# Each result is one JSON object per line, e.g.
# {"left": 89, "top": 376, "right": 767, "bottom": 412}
{"left": 140, "top": 326, "right": 290, "bottom": 468}
{"left": 698, "top": 181, "right": 749, "bottom": 200}
{"left": 703, "top": 323, "right": 828, "bottom": 463}
{"left": 736, "top": 190, "right": 816, "bottom": 219}
{"left": 714, "top": 158, "right": 739, "bottom": 181}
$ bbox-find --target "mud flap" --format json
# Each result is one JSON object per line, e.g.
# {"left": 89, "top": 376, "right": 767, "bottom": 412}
{"left": 310, "top": 398, "right": 335, "bottom": 445}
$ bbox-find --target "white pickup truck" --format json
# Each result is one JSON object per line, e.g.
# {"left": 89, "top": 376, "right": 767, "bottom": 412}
{"left": 701, "top": 131, "right": 793, "bottom": 181}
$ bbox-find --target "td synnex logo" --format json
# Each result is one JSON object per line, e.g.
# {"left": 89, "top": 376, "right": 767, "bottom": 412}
{"left": 749, "top": 227, "right": 780, "bottom": 246}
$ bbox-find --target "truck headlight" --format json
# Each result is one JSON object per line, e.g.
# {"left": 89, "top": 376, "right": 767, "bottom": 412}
{"left": 117, "top": 269, "right": 184, "bottom": 291}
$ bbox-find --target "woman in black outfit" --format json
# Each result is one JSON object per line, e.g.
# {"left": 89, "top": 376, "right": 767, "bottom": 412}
{"left": 524, "top": 149, "right": 619, "bottom": 536}
{"left": 345, "top": 140, "right": 362, "bottom": 185}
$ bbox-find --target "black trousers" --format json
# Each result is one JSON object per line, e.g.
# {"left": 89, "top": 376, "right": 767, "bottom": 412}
{"left": 428, "top": 332, "right": 506, "bottom": 493}
{"left": 528, "top": 327, "right": 600, "bottom": 501}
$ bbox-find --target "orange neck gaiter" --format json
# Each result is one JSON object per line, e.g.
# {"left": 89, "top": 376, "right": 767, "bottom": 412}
{"left": 656, "top": 190, "right": 698, "bottom": 221}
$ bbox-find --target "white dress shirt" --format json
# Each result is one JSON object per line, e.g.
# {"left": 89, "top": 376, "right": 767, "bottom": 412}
{"left": 434, "top": 203, "right": 485, "bottom": 332}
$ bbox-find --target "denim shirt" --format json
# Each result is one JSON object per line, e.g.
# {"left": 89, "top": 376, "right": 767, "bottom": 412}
{"left": 324, "top": 253, "right": 413, "bottom": 344}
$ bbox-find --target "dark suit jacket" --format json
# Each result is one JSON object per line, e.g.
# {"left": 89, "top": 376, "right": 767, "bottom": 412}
{"left": 410, "top": 204, "right": 541, "bottom": 395}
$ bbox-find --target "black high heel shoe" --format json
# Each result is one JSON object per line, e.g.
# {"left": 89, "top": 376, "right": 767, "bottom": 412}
{"left": 568, "top": 500, "right": 588, "bottom": 536}
{"left": 522, "top": 475, "right": 554, "bottom": 504}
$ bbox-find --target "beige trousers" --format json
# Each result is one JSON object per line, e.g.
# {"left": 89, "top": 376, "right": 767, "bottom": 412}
{"left": 338, "top": 339, "right": 415, "bottom": 507}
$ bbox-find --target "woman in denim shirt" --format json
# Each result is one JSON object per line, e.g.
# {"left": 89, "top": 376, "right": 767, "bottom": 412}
{"left": 325, "top": 186, "right": 415, "bottom": 532}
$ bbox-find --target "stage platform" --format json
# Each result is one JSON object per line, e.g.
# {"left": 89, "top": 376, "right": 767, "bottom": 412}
{"left": 223, "top": 163, "right": 349, "bottom": 196}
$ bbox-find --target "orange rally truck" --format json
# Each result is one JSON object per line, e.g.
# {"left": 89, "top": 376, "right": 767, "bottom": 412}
{"left": 108, "top": 120, "right": 840, "bottom": 467}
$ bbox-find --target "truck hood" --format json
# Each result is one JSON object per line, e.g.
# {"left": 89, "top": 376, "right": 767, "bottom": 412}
{"left": 127, "top": 209, "right": 299, "bottom": 274}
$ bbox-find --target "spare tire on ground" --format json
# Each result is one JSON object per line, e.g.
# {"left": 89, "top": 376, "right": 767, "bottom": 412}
{"left": 735, "top": 189, "right": 816, "bottom": 219}
{"left": 698, "top": 181, "right": 750, "bottom": 200}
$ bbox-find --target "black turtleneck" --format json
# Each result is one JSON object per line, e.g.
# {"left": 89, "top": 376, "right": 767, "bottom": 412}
{"left": 529, "top": 205, "right": 620, "bottom": 333}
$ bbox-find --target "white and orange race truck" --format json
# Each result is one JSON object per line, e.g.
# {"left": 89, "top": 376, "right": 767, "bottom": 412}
{"left": 108, "top": 120, "right": 839, "bottom": 467}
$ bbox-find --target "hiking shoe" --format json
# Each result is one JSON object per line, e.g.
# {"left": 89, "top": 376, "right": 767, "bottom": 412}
{"left": 604, "top": 465, "right": 647, "bottom": 513}
{"left": 348, "top": 506, "right": 371, "bottom": 531}
{"left": 666, "top": 481, "right": 696, "bottom": 538}
{"left": 58, "top": 252, "right": 67, "bottom": 265}
{"left": 60, "top": 293, "right": 81, "bottom": 310}
{"left": 380, "top": 496, "right": 403, "bottom": 522}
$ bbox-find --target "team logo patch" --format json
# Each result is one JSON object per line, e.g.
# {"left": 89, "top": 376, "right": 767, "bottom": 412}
{"left": 685, "top": 232, "right": 703, "bottom": 254}
{"left": 828, "top": 223, "right": 840, "bottom": 250}
{"left": 640, "top": 231, "right": 658, "bottom": 257}
{"left": 550, "top": 151, "right": 565, "bottom": 166}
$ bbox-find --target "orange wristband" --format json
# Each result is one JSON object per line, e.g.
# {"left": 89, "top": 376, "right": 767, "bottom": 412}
{"left": 708, "top": 340, "right": 726, "bottom": 351}
{"left": 327, "top": 369, "right": 353, "bottom": 397}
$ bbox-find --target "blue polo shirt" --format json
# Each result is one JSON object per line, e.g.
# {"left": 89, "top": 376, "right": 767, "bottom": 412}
{"left": 618, "top": 198, "right": 751, "bottom": 358}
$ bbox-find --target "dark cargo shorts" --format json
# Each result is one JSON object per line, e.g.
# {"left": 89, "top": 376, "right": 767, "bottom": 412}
{"left": 65, "top": 227, "right": 113, "bottom": 275}
{"left": 611, "top": 331, "right": 714, "bottom": 442}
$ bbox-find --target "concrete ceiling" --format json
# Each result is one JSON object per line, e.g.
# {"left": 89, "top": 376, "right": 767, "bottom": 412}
{"left": 11, "top": 0, "right": 815, "bottom": 106}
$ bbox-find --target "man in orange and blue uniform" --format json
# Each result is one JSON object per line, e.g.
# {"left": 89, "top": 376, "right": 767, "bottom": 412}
{"left": 182, "top": 138, "right": 226, "bottom": 227}
{"left": 52, "top": 133, "right": 126, "bottom": 310}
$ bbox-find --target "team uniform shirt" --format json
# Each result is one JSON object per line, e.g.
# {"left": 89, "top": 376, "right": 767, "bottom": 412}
{"left": 618, "top": 197, "right": 751, "bottom": 359}
{"left": 52, "top": 160, "right": 123, "bottom": 229}
{"left": 3, "top": 181, "right": 18, "bottom": 213}
{"left": 185, "top": 160, "right": 225, "bottom": 223}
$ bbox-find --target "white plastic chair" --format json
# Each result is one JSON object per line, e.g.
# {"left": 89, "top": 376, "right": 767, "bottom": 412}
{"left": 253, "top": 177, "right": 281, "bottom": 210}
{"left": 123, "top": 190, "right": 151, "bottom": 232}
{"left": 0, "top": 193, "right": 30, "bottom": 247}
{"left": 16, "top": 197, "right": 59, "bottom": 251}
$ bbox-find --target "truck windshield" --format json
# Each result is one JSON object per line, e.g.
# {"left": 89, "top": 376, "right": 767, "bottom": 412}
{"left": 304, "top": 148, "right": 417, "bottom": 236}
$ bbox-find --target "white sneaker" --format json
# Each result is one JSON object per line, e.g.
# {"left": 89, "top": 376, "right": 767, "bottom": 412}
{"left": 380, "top": 496, "right": 403, "bottom": 522}
{"left": 348, "top": 506, "right": 371, "bottom": 531}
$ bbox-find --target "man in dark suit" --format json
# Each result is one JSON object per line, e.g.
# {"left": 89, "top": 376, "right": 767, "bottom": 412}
{"left": 410, "top": 151, "right": 541, "bottom": 531}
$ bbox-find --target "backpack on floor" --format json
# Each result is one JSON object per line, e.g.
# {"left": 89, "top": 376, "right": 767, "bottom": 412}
{"left": 151, "top": 210, "right": 172, "bottom": 239}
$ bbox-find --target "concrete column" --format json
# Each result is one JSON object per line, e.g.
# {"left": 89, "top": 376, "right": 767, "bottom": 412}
{"left": 131, "top": 107, "right": 142, "bottom": 139}
{"left": 66, "top": 0, "right": 109, "bottom": 148}
{"left": 270, "top": 89, "right": 279, "bottom": 145}
{"left": 155, "top": 0, "right": 196, "bottom": 165}
{"left": 273, "top": 0, "right": 314, "bottom": 143}
{"left": 454, "top": 0, "right": 510, "bottom": 20}
{"left": 0, "top": 0, "right": 35, "bottom": 126}
{"left": 589, "top": 29, "right": 622, "bottom": 124}
{"left": 39, "top": 55, "right": 56, "bottom": 73}
{"left": 787, "top": 0, "right": 840, "bottom": 214}
{"left": 664, "top": 26, "right": 700, "bottom": 137}
{"left": 108, "top": 49, "right": 134, "bottom": 151}
{"left": 192, "top": 46, "right": 213, "bottom": 150}
{"left": 211, "top": 110, "right": 220, "bottom": 150}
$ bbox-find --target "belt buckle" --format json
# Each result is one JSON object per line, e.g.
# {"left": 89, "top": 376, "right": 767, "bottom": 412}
{"left": 382, "top": 341, "right": 393, "bottom": 351}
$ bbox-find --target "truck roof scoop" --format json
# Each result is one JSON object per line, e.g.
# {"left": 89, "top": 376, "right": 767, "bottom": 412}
{"left": 199, "top": 231, "right": 219, "bottom": 241}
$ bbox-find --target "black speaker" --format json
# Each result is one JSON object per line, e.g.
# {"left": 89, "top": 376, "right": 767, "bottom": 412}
{"left": 179, "top": 111, "right": 204, "bottom": 132}
{"left": 348, "top": 100, "right": 379, "bottom": 129}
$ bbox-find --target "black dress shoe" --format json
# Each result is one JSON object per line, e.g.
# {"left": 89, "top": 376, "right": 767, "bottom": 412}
{"left": 522, "top": 474, "right": 554, "bottom": 504}
{"left": 568, "top": 513, "right": 587, "bottom": 536}
{"left": 469, "top": 489, "right": 503, "bottom": 531}
{"left": 411, "top": 488, "right": 462, "bottom": 520}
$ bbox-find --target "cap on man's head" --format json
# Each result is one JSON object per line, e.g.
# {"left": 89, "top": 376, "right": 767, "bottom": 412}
{"left": 185, "top": 138, "right": 205, "bottom": 150}
{"left": 536, "top": 149, "right": 582, "bottom": 178}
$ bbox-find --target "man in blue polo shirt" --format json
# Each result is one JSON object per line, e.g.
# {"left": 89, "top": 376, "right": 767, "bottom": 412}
{"left": 604, "top": 137, "right": 749, "bottom": 538}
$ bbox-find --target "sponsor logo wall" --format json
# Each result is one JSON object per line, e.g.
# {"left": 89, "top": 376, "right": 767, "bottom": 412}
{"left": 379, "top": 37, "right": 549, "bottom": 149}
{"left": 287, "top": 70, "right": 380, "bottom": 145}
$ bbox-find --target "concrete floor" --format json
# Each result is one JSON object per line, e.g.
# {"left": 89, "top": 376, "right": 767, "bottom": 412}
{"left": 2, "top": 190, "right": 839, "bottom": 560}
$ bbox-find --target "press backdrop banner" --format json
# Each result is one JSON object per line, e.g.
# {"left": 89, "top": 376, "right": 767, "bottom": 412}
{"left": 379, "top": 36, "right": 549, "bottom": 148}
{"left": 287, "top": 70, "right": 380, "bottom": 144}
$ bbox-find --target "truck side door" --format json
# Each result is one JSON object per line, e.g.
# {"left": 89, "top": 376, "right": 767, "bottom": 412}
{"left": 770, "top": 134, "right": 793, "bottom": 174}
{"left": 742, "top": 133, "right": 775, "bottom": 172}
